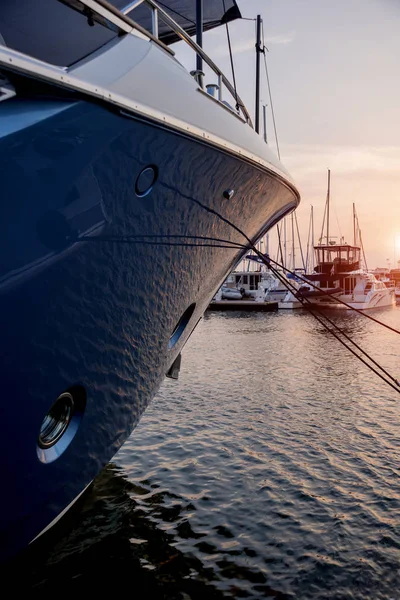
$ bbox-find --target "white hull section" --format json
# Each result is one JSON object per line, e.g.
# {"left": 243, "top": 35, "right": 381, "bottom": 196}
{"left": 0, "top": 31, "right": 295, "bottom": 189}
{"left": 307, "top": 291, "right": 395, "bottom": 310}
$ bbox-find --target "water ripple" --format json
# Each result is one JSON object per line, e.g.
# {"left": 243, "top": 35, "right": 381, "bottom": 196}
{"left": 7, "top": 309, "right": 400, "bottom": 598}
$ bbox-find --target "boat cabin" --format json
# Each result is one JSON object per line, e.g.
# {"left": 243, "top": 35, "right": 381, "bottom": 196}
{"left": 314, "top": 244, "right": 361, "bottom": 275}
{"left": 304, "top": 244, "right": 361, "bottom": 291}
{"left": 225, "top": 271, "right": 263, "bottom": 291}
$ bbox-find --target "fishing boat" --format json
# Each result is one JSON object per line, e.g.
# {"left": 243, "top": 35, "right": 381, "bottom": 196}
{"left": 302, "top": 171, "right": 394, "bottom": 310}
{"left": 0, "top": 1, "right": 299, "bottom": 560}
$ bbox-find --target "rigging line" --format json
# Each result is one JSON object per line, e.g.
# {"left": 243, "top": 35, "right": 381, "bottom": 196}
{"left": 165, "top": 185, "right": 399, "bottom": 338}
{"left": 305, "top": 207, "right": 312, "bottom": 273}
{"left": 165, "top": 183, "right": 400, "bottom": 338}
{"left": 294, "top": 211, "right": 306, "bottom": 271}
{"left": 356, "top": 212, "right": 368, "bottom": 271}
{"left": 266, "top": 263, "right": 400, "bottom": 394}
{"left": 79, "top": 238, "right": 244, "bottom": 249}
{"left": 222, "top": 0, "right": 240, "bottom": 111}
{"left": 260, "top": 254, "right": 400, "bottom": 336}
{"left": 360, "top": 228, "right": 368, "bottom": 271}
{"left": 261, "top": 20, "right": 280, "bottom": 159}
{"left": 128, "top": 181, "right": 400, "bottom": 340}
{"left": 81, "top": 233, "right": 248, "bottom": 247}
{"left": 104, "top": 185, "right": 400, "bottom": 391}
{"left": 268, "top": 264, "right": 400, "bottom": 388}
{"left": 161, "top": 184, "right": 255, "bottom": 248}
{"left": 276, "top": 222, "right": 284, "bottom": 265}
{"left": 79, "top": 186, "right": 400, "bottom": 389}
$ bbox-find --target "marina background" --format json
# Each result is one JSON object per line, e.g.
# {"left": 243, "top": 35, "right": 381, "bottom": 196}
{"left": 9, "top": 308, "right": 400, "bottom": 598}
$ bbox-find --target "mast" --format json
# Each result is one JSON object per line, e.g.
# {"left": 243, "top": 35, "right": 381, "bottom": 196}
{"left": 255, "top": 15, "right": 262, "bottom": 134}
{"left": 291, "top": 212, "right": 295, "bottom": 271}
{"left": 284, "top": 217, "right": 287, "bottom": 268}
{"left": 311, "top": 205, "right": 314, "bottom": 271}
{"left": 295, "top": 211, "right": 306, "bottom": 271}
{"left": 354, "top": 205, "right": 367, "bottom": 270}
{"left": 353, "top": 202, "right": 356, "bottom": 246}
{"left": 277, "top": 223, "right": 284, "bottom": 266}
{"left": 326, "top": 169, "right": 330, "bottom": 245}
{"left": 196, "top": 0, "right": 203, "bottom": 83}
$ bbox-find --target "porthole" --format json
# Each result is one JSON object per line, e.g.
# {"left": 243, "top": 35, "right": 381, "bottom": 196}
{"left": 135, "top": 165, "right": 158, "bottom": 197}
{"left": 38, "top": 392, "right": 74, "bottom": 449}
{"left": 37, "top": 386, "right": 86, "bottom": 464}
{"left": 168, "top": 303, "right": 196, "bottom": 349}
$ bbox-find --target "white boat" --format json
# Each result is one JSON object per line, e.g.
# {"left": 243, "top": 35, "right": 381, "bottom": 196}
{"left": 302, "top": 172, "right": 394, "bottom": 310}
{"left": 253, "top": 272, "right": 304, "bottom": 309}
{"left": 305, "top": 269, "right": 395, "bottom": 310}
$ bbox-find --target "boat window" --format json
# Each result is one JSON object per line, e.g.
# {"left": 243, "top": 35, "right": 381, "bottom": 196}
{"left": 0, "top": 0, "right": 120, "bottom": 67}
{"left": 243, "top": 275, "right": 248, "bottom": 285}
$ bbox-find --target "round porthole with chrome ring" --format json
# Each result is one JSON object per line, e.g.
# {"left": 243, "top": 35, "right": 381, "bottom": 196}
{"left": 37, "top": 386, "right": 86, "bottom": 464}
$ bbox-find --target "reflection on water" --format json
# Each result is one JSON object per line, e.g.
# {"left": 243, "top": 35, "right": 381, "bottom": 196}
{"left": 4, "top": 309, "right": 400, "bottom": 598}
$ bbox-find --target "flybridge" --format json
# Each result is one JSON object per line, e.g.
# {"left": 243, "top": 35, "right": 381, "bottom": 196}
{"left": 112, "top": 0, "right": 241, "bottom": 46}
{"left": 313, "top": 244, "right": 361, "bottom": 275}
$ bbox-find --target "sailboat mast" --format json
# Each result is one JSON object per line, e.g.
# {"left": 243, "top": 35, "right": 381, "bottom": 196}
{"left": 255, "top": 15, "right": 262, "bottom": 133}
{"left": 311, "top": 205, "right": 314, "bottom": 271}
{"left": 284, "top": 217, "right": 287, "bottom": 268}
{"left": 353, "top": 202, "right": 356, "bottom": 246}
{"left": 291, "top": 212, "right": 295, "bottom": 271}
{"left": 326, "top": 169, "right": 330, "bottom": 245}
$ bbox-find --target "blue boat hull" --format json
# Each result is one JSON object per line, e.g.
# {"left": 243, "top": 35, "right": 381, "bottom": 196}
{"left": 0, "top": 98, "right": 297, "bottom": 560}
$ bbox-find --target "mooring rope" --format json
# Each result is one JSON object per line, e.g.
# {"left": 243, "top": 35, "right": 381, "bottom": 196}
{"left": 79, "top": 187, "right": 400, "bottom": 395}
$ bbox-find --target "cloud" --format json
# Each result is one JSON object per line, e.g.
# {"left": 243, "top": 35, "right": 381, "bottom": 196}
{"left": 211, "top": 38, "right": 254, "bottom": 58}
{"left": 281, "top": 144, "right": 400, "bottom": 178}
{"left": 210, "top": 33, "right": 294, "bottom": 57}
{"left": 264, "top": 33, "right": 295, "bottom": 46}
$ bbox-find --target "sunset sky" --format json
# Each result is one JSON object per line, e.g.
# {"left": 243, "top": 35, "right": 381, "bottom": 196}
{"left": 173, "top": 0, "right": 400, "bottom": 270}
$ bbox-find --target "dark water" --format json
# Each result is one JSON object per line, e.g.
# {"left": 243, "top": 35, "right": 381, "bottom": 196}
{"left": 6, "top": 308, "right": 400, "bottom": 598}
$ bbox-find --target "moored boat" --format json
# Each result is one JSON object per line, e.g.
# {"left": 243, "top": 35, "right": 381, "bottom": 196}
{"left": 301, "top": 171, "right": 394, "bottom": 310}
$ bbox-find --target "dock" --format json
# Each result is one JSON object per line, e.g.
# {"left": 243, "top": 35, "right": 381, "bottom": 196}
{"left": 207, "top": 300, "right": 278, "bottom": 312}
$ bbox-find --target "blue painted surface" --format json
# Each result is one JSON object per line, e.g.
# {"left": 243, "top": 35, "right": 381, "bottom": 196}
{"left": 0, "top": 96, "right": 298, "bottom": 561}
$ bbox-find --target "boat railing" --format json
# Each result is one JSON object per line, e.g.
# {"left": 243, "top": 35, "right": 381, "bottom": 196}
{"left": 57, "top": 0, "right": 252, "bottom": 125}
{"left": 118, "top": 0, "right": 253, "bottom": 126}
